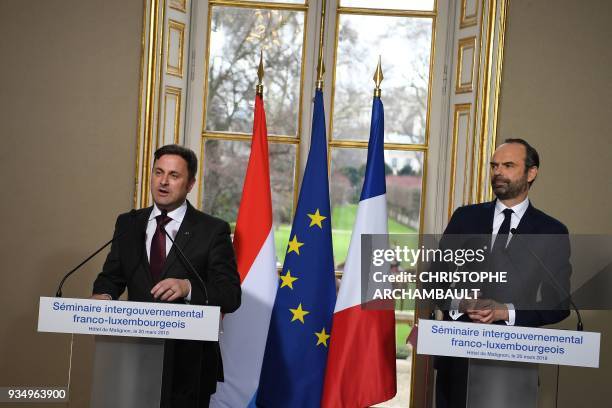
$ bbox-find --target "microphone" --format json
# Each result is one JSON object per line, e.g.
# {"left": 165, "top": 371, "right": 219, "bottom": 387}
{"left": 55, "top": 210, "right": 137, "bottom": 298}
{"left": 510, "top": 228, "right": 583, "bottom": 331}
{"left": 161, "top": 226, "right": 209, "bottom": 305}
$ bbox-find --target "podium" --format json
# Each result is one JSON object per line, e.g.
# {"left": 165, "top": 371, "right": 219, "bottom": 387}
{"left": 466, "top": 359, "right": 538, "bottom": 408}
{"left": 91, "top": 336, "right": 164, "bottom": 408}
{"left": 38, "top": 297, "right": 221, "bottom": 408}
{"left": 417, "top": 319, "right": 600, "bottom": 408}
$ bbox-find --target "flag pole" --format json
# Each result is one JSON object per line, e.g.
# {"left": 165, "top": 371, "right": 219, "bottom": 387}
{"left": 316, "top": 0, "right": 326, "bottom": 90}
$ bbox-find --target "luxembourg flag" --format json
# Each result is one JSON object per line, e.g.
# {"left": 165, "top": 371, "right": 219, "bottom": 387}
{"left": 210, "top": 92, "right": 277, "bottom": 408}
{"left": 321, "top": 92, "right": 397, "bottom": 407}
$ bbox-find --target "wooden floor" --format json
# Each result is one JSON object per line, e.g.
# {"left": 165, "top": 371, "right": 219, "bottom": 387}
{"left": 374, "top": 356, "right": 412, "bottom": 408}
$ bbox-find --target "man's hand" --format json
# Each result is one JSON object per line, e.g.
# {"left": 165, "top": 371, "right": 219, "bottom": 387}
{"left": 466, "top": 298, "right": 508, "bottom": 323}
{"left": 90, "top": 294, "right": 112, "bottom": 300}
{"left": 458, "top": 298, "right": 478, "bottom": 313}
{"left": 151, "top": 278, "right": 191, "bottom": 302}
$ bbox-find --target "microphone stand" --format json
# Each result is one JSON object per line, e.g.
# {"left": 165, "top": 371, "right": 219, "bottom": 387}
{"left": 161, "top": 226, "right": 209, "bottom": 305}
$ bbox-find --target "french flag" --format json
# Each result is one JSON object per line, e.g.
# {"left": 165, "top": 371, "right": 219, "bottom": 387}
{"left": 210, "top": 93, "right": 277, "bottom": 407}
{"left": 321, "top": 94, "right": 397, "bottom": 407}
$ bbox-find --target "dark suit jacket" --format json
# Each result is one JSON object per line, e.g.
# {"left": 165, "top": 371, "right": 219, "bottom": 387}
{"left": 440, "top": 199, "right": 570, "bottom": 327}
{"left": 434, "top": 199, "right": 570, "bottom": 408}
{"left": 93, "top": 202, "right": 241, "bottom": 407}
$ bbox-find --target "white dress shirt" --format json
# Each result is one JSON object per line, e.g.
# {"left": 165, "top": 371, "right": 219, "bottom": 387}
{"left": 490, "top": 196, "right": 530, "bottom": 250}
{"left": 146, "top": 201, "right": 191, "bottom": 300}
{"left": 146, "top": 202, "right": 187, "bottom": 261}
{"left": 450, "top": 197, "right": 530, "bottom": 325}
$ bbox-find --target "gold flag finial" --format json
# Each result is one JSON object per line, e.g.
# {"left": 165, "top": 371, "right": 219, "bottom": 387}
{"left": 373, "top": 56, "right": 383, "bottom": 98}
{"left": 256, "top": 50, "right": 264, "bottom": 96}
{"left": 316, "top": 57, "right": 325, "bottom": 90}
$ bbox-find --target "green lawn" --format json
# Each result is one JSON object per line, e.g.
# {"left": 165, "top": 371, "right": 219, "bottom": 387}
{"left": 274, "top": 224, "right": 291, "bottom": 266}
{"left": 331, "top": 204, "right": 414, "bottom": 233}
{"left": 273, "top": 204, "right": 417, "bottom": 267}
{"left": 396, "top": 322, "right": 413, "bottom": 359}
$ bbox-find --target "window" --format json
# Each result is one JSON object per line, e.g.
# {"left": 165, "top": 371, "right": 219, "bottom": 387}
{"left": 198, "top": 2, "right": 308, "bottom": 265}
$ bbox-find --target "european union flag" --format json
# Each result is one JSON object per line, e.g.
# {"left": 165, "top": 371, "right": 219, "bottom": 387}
{"left": 256, "top": 89, "right": 336, "bottom": 407}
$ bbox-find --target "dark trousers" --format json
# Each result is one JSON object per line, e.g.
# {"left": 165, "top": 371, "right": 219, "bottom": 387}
{"left": 161, "top": 393, "right": 210, "bottom": 408}
{"left": 435, "top": 356, "right": 468, "bottom": 408}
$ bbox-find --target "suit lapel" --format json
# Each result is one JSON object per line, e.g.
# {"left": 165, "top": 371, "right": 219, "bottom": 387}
{"left": 514, "top": 202, "right": 537, "bottom": 235}
{"left": 160, "top": 203, "right": 196, "bottom": 280}
{"left": 136, "top": 207, "right": 155, "bottom": 288}
{"left": 477, "top": 200, "right": 497, "bottom": 234}
{"left": 506, "top": 202, "right": 536, "bottom": 253}
{"left": 504, "top": 202, "right": 540, "bottom": 294}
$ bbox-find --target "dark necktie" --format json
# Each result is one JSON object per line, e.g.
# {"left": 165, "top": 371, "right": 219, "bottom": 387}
{"left": 150, "top": 211, "right": 171, "bottom": 282}
{"left": 492, "top": 208, "right": 514, "bottom": 253}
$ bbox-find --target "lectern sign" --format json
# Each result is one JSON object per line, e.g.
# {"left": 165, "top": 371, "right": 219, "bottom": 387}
{"left": 38, "top": 297, "right": 220, "bottom": 341}
{"left": 417, "top": 319, "right": 600, "bottom": 368}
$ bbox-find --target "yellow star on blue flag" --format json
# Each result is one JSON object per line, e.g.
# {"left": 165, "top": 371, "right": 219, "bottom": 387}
{"left": 307, "top": 209, "right": 327, "bottom": 228}
{"left": 315, "top": 327, "right": 331, "bottom": 347}
{"left": 280, "top": 270, "right": 298, "bottom": 289}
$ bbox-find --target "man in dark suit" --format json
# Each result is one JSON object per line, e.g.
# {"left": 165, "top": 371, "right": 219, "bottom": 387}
{"left": 92, "top": 144, "right": 241, "bottom": 408}
{"left": 434, "top": 138, "right": 571, "bottom": 408}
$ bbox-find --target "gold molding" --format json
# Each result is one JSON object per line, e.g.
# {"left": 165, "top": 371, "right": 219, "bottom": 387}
{"left": 476, "top": 0, "right": 496, "bottom": 202}
{"left": 476, "top": 0, "right": 495, "bottom": 202}
{"left": 424, "top": 0, "right": 437, "bottom": 149}
{"left": 169, "top": 0, "right": 187, "bottom": 13}
{"left": 199, "top": 137, "right": 207, "bottom": 210}
{"left": 134, "top": 0, "right": 148, "bottom": 209}
{"left": 448, "top": 103, "right": 471, "bottom": 219}
{"left": 138, "top": 0, "right": 165, "bottom": 209}
{"left": 202, "top": 131, "right": 300, "bottom": 144}
{"left": 468, "top": 0, "right": 487, "bottom": 204}
{"left": 208, "top": 0, "right": 307, "bottom": 12}
{"left": 337, "top": 7, "right": 436, "bottom": 18}
{"left": 409, "top": 0, "right": 437, "bottom": 404}
{"left": 155, "top": 2, "right": 168, "bottom": 157}
{"left": 329, "top": 139, "right": 428, "bottom": 151}
{"left": 328, "top": 4, "right": 341, "bottom": 143}
{"left": 167, "top": 19, "right": 185, "bottom": 78}
{"left": 455, "top": 36, "right": 476, "bottom": 94}
{"left": 164, "top": 86, "right": 182, "bottom": 144}
{"left": 460, "top": 0, "right": 478, "bottom": 28}
{"left": 478, "top": 0, "right": 497, "bottom": 202}
{"left": 472, "top": 0, "right": 508, "bottom": 203}
{"left": 196, "top": 4, "right": 214, "bottom": 206}
{"left": 491, "top": 0, "right": 509, "bottom": 168}
{"left": 465, "top": 106, "right": 478, "bottom": 205}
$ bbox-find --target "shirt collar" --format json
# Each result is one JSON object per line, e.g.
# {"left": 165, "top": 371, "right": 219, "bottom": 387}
{"left": 495, "top": 196, "right": 530, "bottom": 219}
{"left": 149, "top": 201, "right": 188, "bottom": 223}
